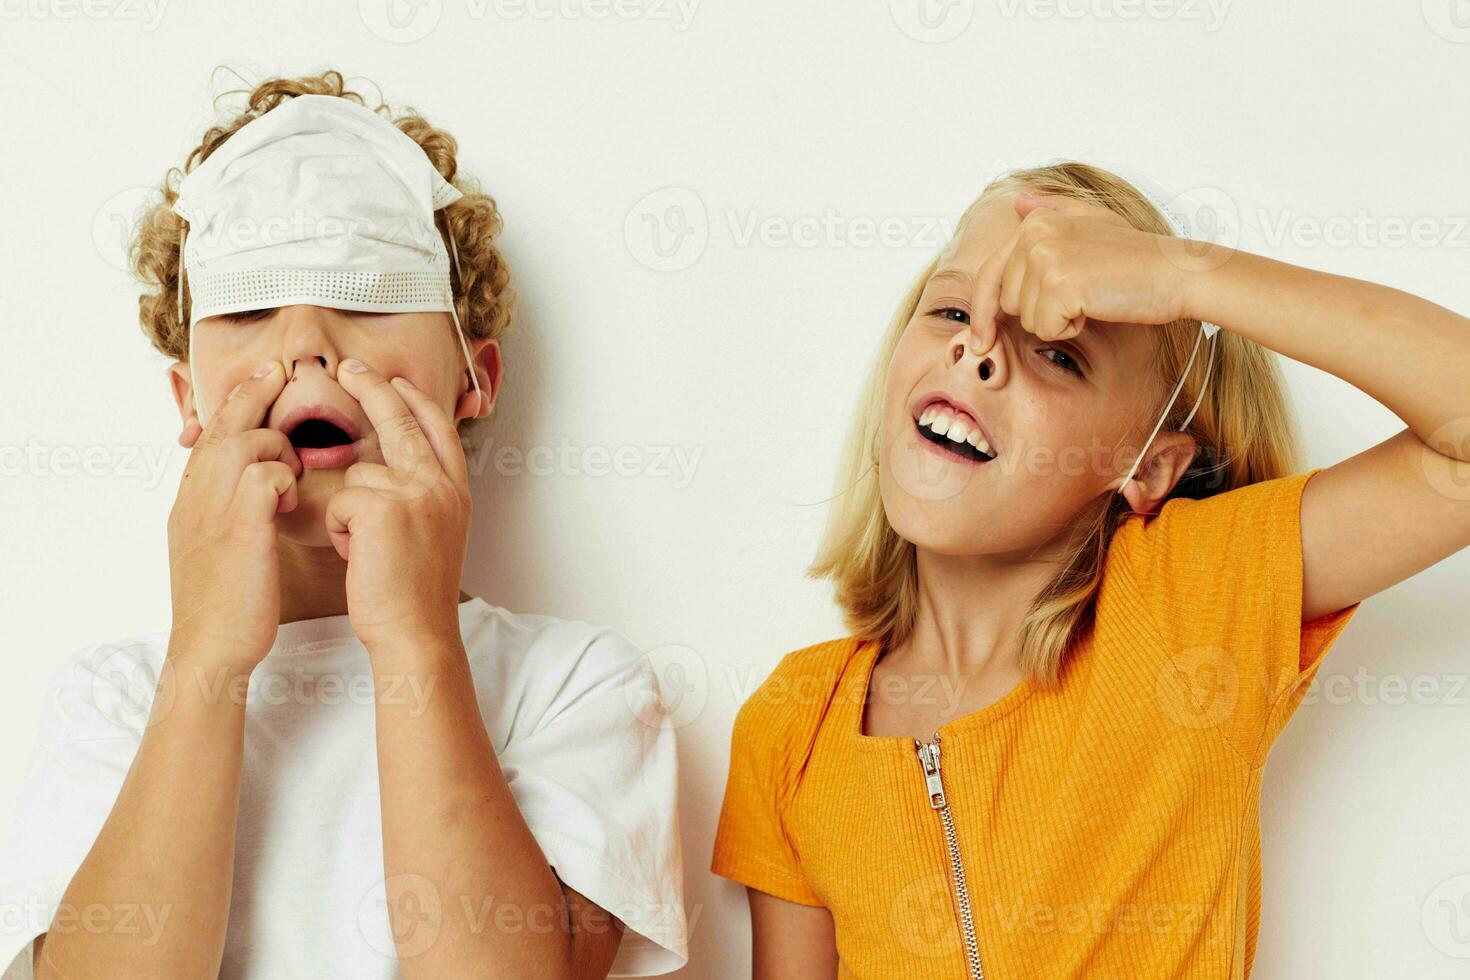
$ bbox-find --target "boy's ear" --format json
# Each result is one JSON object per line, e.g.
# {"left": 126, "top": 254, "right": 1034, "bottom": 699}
{"left": 456, "top": 337, "right": 503, "bottom": 423}
{"left": 166, "top": 360, "right": 203, "bottom": 448}
{"left": 1115, "top": 432, "right": 1199, "bottom": 516}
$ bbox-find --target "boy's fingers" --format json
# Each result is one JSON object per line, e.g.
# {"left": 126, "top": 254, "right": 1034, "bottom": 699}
{"left": 228, "top": 459, "right": 297, "bottom": 528}
{"left": 198, "top": 360, "right": 287, "bottom": 446}
{"left": 335, "top": 360, "right": 437, "bottom": 479}
{"left": 342, "top": 460, "right": 421, "bottom": 499}
{"left": 324, "top": 485, "right": 376, "bottom": 563}
{"left": 209, "top": 429, "right": 303, "bottom": 512}
{"left": 388, "top": 375, "right": 469, "bottom": 488}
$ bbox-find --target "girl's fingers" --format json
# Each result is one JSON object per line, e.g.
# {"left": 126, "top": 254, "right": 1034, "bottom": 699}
{"left": 1035, "top": 284, "right": 1085, "bottom": 341}
{"left": 1014, "top": 192, "right": 1129, "bottom": 226}
{"left": 997, "top": 233, "right": 1031, "bottom": 323}
{"left": 970, "top": 224, "right": 1022, "bottom": 340}
{"left": 1019, "top": 264, "right": 1048, "bottom": 337}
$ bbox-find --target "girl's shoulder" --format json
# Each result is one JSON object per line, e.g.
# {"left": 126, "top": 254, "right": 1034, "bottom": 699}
{"left": 730, "top": 635, "right": 867, "bottom": 756}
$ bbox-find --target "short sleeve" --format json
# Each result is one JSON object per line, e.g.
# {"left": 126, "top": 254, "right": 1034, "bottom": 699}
{"left": 710, "top": 663, "right": 825, "bottom": 908}
{"left": 1109, "top": 467, "right": 1363, "bottom": 769}
{"left": 496, "top": 628, "right": 688, "bottom": 977}
{"left": 0, "top": 643, "right": 156, "bottom": 980}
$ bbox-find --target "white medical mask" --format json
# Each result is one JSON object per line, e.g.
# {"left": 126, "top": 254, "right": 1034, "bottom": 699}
{"left": 172, "top": 94, "right": 482, "bottom": 428}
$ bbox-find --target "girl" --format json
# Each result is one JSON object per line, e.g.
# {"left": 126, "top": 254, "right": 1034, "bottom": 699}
{"left": 711, "top": 161, "right": 1470, "bottom": 978}
{"left": 0, "top": 71, "right": 687, "bottom": 979}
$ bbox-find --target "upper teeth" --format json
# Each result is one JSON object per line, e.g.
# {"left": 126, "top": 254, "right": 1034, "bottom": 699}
{"left": 919, "top": 405, "right": 993, "bottom": 457}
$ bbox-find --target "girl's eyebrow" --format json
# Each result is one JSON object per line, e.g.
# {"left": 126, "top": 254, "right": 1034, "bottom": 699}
{"left": 928, "top": 268, "right": 974, "bottom": 290}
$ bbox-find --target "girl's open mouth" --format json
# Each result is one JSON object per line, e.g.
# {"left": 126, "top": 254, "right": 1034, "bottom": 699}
{"left": 914, "top": 416, "right": 997, "bottom": 465}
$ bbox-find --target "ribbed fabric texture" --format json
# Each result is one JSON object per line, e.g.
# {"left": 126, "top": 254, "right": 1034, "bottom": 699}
{"left": 712, "top": 467, "right": 1362, "bottom": 979}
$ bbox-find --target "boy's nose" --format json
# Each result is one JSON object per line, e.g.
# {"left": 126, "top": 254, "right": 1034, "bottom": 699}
{"left": 287, "top": 354, "right": 333, "bottom": 383}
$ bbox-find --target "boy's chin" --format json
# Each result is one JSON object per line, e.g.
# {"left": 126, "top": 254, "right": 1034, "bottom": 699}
{"left": 275, "top": 475, "right": 343, "bottom": 549}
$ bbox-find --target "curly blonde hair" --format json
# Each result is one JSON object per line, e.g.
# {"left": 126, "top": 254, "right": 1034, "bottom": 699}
{"left": 129, "top": 68, "right": 515, "bottom": 444}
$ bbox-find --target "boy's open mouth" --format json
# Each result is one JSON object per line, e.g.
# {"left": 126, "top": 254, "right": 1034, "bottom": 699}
{"left": 286, "top": 418, "right": 355, "bottom": 449}
{"left": 278, "top": 404, "right": 365, "bottom": 470}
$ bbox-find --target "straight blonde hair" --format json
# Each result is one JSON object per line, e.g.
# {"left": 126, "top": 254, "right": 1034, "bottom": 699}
{"left": 808, "top": 161, "right": 1304, "bottom": 688}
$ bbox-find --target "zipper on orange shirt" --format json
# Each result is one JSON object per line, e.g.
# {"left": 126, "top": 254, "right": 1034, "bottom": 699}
{"left": 915, "top": 733, "right": 986, "bottom": 979}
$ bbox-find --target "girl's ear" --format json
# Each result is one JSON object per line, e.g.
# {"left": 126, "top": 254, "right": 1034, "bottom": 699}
{"left": 1115, "top": 433, "right": 1200, "bottom": 515}
{"left": 166, "top": 361, "right": 203, "bottom": 448}
{"left": 456, "top": 337, "right": 503, "bottom": 423}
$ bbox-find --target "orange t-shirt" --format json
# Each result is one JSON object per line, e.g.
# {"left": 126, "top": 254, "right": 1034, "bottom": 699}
{"left": 711, "top": 467, "right": 1363, "bottom": 979}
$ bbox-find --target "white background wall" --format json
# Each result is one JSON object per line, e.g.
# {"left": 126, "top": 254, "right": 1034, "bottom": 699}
{"left": 2, "top": 2, "right": 1468, "bottom": 976}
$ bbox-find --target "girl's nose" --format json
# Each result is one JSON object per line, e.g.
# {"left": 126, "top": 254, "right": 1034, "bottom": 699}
{"left": 952, "top": 324, "right": 1002, "bottom": 383}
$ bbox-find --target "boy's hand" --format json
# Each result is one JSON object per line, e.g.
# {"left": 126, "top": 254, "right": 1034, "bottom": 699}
{"left": 168, "top": 361, "right": 301, "bottom": 674}
{"left": 326, "top": 359, "right": 472, "bottom": 656}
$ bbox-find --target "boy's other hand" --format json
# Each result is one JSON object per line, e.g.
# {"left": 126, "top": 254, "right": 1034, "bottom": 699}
{"left": 326, "top": 359, "right": 472, "bottom": 656}
{"left": 167, "top": 360, "right": 303, "bottom": 675}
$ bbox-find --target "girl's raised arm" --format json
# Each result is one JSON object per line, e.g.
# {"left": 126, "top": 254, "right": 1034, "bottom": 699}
{"left": 1185, "top": 247, "right": 1470, "bottom": 621}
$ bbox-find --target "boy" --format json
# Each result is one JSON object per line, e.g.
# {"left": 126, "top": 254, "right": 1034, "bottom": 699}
{"left": 0, "top": 71, "right": 687, "bottom": 979}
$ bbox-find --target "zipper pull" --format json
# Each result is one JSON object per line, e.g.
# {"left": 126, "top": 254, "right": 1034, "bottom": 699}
{"left": 914, "top": 732, "right": 946, "bottom": 809}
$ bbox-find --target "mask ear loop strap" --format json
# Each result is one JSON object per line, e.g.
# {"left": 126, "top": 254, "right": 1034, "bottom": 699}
{"left": 443, "top": 216, "right": 485, "bottom": 418}
{"left": 1119, "top": 322, "right": 1217, "bottom": 494}
{"left": 179, "top": 221, "right": 209, "bottom": 427}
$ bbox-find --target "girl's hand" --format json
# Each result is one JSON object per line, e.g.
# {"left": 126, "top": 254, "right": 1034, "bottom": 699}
{"left": 168, "top": 361, "right": 301, "bottom": 674}
{"left": 972, "top": 192, "right": 1196, "bottom": 342}
{"left": 327, "top": 360, "right": 472, "bottom": 655}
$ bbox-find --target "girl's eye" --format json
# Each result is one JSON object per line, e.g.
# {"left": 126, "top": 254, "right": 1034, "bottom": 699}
{"left": 1040, "top": 348, "right": 1084, "bottom": 377}
{"left": 930, "top": 307, "right": 970, "bottom": 325}
{"left": 223, "top": 309, "right": 270, "bottom": 322}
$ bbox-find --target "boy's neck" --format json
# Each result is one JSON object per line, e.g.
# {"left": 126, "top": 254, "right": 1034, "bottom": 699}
{"left": 275, "top": 538, "right": 473, "bottom": 625}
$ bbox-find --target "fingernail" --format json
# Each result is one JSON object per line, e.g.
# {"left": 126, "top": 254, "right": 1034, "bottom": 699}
{"left": 253, "top": 361, "right": 273, "bottom": 378}
{"left": 393, "top": 376, "right": 416, "bottom": 389}
{"left": 342, "top": 359, "right": 367, "bottom": 373}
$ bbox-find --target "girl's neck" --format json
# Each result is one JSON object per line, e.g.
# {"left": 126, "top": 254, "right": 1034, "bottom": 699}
{"left": 895, "top": 545, "right": 1058, "bottom": 678}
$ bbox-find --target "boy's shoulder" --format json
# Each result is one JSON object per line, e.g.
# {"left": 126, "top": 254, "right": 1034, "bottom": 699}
{"left": 461, "top": 598, "right": 656, "bottom": 711}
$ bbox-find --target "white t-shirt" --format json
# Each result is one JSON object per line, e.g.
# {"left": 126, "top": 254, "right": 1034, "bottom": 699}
{"left": 0, "top": 597, "right": 689, "bottom": 978}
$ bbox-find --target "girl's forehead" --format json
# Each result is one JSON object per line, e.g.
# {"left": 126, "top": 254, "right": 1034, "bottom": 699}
{"left": 937, "top": 192, "right": 1025, "bottom": 273}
